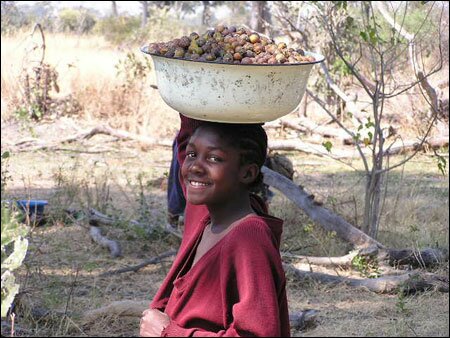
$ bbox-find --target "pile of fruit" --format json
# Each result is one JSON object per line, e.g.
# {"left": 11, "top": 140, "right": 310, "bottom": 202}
{"left": 146, "top": 25, "right": 315, "bottom": 65}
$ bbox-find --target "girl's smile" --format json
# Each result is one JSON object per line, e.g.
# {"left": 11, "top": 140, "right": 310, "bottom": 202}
{"left": 182, "top": 129, "right": 240, "bottom": 205}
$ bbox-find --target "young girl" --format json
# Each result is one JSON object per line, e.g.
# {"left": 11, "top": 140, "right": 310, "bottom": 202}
{"left": 140, "top": 114, "right": 290, "bottom": 337}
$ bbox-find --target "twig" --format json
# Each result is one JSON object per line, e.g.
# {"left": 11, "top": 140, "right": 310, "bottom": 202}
{"left": 89, "top": 226, "right": 122, "bottom": 258}
{"left": 64, "top": 265, "right": 80, "bottom": 316}
{"left": 99, "top": 249, "right": 177, "bottom": 277}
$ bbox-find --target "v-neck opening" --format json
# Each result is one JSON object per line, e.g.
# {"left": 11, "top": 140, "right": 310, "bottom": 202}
{"left": 175, "top": 213, "right": 258, "bottom": 281}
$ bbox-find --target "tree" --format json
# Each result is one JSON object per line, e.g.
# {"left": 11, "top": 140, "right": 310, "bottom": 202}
{"left": 111, "top": 1, "right": 118, "bottom": 17}
{"left": 274, "top": 1, "right": 446, "bottom": 239}
{"left": 249, "top": 1, "right": 271, "bottom": 35}
{"left": 140, "top": 1, "right": 149, "bottom": 29}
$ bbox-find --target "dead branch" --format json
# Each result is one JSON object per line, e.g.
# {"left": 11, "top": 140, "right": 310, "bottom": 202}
{"left": 262, "top": 166, "right": 383, "bottom": 249}
{"left": 282, "top": 250, "right": 359, "bottom": 268}
{"left": 284, "top": 263, "right": 449, "bottom": 294}
{"left": 82, "top": 300, "right": 149, "bottom": 325}
{"left": 289, "top": 309, "right": 319, "bottom": 331}
{"left": 13, "top": 125, "right": 173, "bottom": 152}
{"left": 99, "top": 249, "right": 177, "bottom": 277}
{"left": 382, "top": 247, "right": 449, "bottom": 268}
{"left": 375, "top": 2, "right": 442, "bottom": 114}
{"left": 382, "top": 136, "right": 449, "bottom": 156}
{"left": 264, "top": 166, "right": 448, "bottom": 263}
{"left": 89, "top": 226, "right": 122, "bottom": 258}
{"left": 268, "top": 139, "right": 360, "bottom": 159}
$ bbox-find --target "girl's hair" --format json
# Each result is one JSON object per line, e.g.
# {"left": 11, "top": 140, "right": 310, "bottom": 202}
{"left": 198, "top": 122, "right": 268, "bottom": 188}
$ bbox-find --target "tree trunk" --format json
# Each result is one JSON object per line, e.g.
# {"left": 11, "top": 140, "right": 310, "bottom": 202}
{"left": 250, "top": 1, "right": 264, "bottom": 33}
{"left": 262, "top": 166, "right": 384, "bottom": 249}
{"left": 141, "top": 1, "right": 148, "bottom": 29}
{"left": 202, "top": 1, "right": 211, "bottom": 26}
{"left": 111, "top": 1, "right": 118, "bottom": 17}
{"left": 250, "top": 1, "right": 271, "bottom": 35}
{"left": 285, "top": 264, "right": 449, "bottom": 294}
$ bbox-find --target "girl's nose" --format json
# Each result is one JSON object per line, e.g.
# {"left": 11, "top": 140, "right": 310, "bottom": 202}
{"left": 189, "top": 159, "right": 205, "bottom": 175}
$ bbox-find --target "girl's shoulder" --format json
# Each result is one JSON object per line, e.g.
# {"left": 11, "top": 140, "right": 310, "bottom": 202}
{"left": 224, "top": 213, "right": 283, "bottom": 250}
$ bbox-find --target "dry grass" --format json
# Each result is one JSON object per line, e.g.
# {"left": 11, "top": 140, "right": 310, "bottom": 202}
{"left": 1, "top": 31, "right": 179, "bottom": 138}
{"left": 1, "top": 142, "right": 448, "bottom": 337}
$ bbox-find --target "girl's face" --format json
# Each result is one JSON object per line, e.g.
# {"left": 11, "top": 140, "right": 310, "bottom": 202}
{"left": 181, "top": 126, "right": 253, "bottom": 206}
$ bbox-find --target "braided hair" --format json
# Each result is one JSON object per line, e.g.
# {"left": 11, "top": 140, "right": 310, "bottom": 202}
{"left": 198, "top": 122, "right": 268, "bottom": 188}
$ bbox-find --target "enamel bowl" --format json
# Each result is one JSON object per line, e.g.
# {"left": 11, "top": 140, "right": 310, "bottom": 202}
{"left": 141, "top": 46, "right": 324, "bottom": 123}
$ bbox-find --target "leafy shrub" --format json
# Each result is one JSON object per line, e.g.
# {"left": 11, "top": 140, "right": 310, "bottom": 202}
{"left": 93, "top": 16, "right": 141, "bottom": 45}
{"left": 57, "top": 8, "right": 96, "bottom": 33}
{"left": 1, "top": 204, "right": 29, "bottom": 318}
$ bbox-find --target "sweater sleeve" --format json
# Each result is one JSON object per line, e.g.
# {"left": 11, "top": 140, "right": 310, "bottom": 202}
{"left": 150, "top": 114, "right": 205, "bottom": 313}
{"left": 161, "top": 222, "right": 287, "bottom": 337}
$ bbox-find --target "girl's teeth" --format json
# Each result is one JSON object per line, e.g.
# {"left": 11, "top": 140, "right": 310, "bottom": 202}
{"left": 191, "top": 181, "right": 208, "bottom": 186}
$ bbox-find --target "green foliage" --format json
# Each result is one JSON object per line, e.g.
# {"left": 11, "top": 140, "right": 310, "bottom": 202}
{"left": 1, "top": 1, "right": 29, "bottom": 34}
{"left": 115, "top": 52, "right": 152, "bottom": 89}
{"left": 322, "top": 141, "right": 333, "bottom": 153}
{"left": 330, "top": 58, "right": 352, "bottom": 77}
{"left": 351, "top": 254, "right": 381, "bottom": 278}
{"left": 1, "top": 204, "right": 29, "bottom": 318}
{"left": 395, "top": 287, "right": 411, "bottom": 314}
{"left": 19, "top": 62, "right": 60, "bottom": 121}
{"left": 436, "top": 154, "right": 447, "bottom": 176}
{"left": 1, "top": 151, "right": 12, "bottom": 195}
{"left": 93, "top": 16, "right": 141, "bottom": 45}
{"left": 57, "top": 8, "right": 96, "bottom": 33}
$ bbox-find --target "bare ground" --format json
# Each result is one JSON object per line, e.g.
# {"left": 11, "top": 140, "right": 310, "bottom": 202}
{"left": 1, "top": 117, "right": 448, "bottom": 337}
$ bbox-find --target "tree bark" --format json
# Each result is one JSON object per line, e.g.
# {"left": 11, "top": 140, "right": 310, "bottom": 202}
{"left": 285, "top": 263, "right": 449, "bottom": 293}
{"left": 250, "top": 1, "right": 265, "bottom": 33}
{"left": 89, "top": 226, "right": 122, "bottom": 258}
{"left": 82, "top": 300, "right": 149, "bottom": 324}
{"left": 262, "top": 166, "right": 384, "bottom": 249}
{"left": 111, "top": 1, "right": 118, "bottom": 17}
{"left": 202, "top": 1, "right": 211, "bottom": 26}
{"left": 140, "top": 1, "right": 149, "bottom": 29}
{"left": 100, "top": 249, "right": 177, "bottom": 276}
{"left": 250, "top": 1, "right": 271, "bottom": 35}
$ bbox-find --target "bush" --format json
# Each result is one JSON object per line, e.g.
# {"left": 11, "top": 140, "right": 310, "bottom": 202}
{"left": 1, "top": 203, "right": 29, "bottom": 318}
{"left": 93, "top": 16, "right": 141, "bottom": 45}
{"left": 57, "top": 8, "right": 96, "bottom": 34}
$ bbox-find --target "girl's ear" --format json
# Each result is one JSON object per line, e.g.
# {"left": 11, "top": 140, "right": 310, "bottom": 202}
{"left": 240, "top": 163, "right": 259, "bottom": 185}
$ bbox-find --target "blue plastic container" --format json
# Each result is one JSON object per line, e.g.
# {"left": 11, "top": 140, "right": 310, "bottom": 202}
{"left": 16, "top": 200, "right": 48, "bottom": 215}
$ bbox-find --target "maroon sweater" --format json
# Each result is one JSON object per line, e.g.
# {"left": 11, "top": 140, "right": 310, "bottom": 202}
{"left": 150, "top": 115, "right": 290, "bottom": 337}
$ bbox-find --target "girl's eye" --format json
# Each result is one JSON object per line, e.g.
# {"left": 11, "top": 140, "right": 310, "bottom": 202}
{"left": 187, "top": 152, "right": 196, "bottom": 158}
{"left": 209, "top": 156, "right": 222, "bottom": 162}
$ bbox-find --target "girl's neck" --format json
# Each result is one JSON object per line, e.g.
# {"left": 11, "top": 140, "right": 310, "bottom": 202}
{"left": 207, "top": 193, "right": 255, "bottom": 231}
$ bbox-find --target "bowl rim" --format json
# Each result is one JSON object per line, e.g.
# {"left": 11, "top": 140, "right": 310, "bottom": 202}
{"left": 140, "top": 45, "right": 324, "bottom": 66}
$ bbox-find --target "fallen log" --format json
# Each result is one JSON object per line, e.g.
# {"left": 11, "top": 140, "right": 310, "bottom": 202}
{"left": 268, "top": 139, "right": 358, "bottom": 158}
{"left": 282, "top": 247, "right": 448, "bottom": 270}
{"left": 383, "top": 136, "right": 449, "bottom": 156}
{"left": 82, "top": 300, "right": 149, "bottom": 325}
{"left": 13, "top": 125, "right": 172, "bottom": 152}
{"left": 281, "top": 118, "right": 351, "bottom": 142}
{"left": 382, "top": 247, "right": 449, "bottom": 268}
{"left": 89, "top": 226, "right": 122, "bottom": 258}
{"left": 282, "top": 250, "right": 359, "bottom": 268}
{"left": 284, "top": 263, "right": 449, "bottom": 294}
{"left": 289, "top": 309, "right": 319, "bottom": 331}
{"left": 12, "top": 123, "right": 448, "bottom": 161}
{"left": 262, "top": 166, "right": 383, "bottom": 249}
